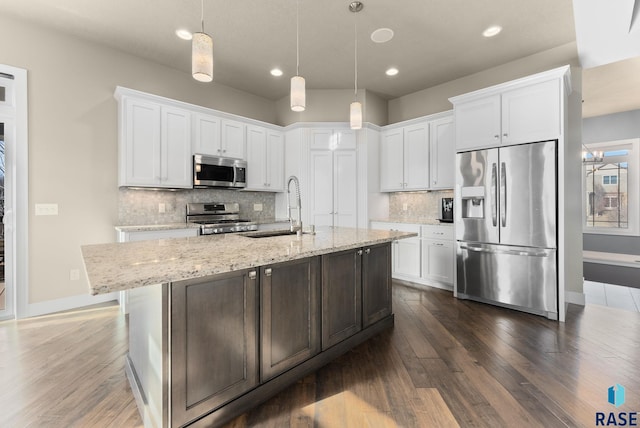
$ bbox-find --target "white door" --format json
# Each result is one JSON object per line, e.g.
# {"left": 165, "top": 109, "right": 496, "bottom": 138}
{"left": 380, "top": 129, "right": 404, "bottom": 191}
{"left": 246, "top": 126, "right": 267, "bottom": 190}
{"left": 192, "top": 113, "right": 221, "bottom": 156}
{"left": 429, "top": 116, "right": 455, "bottom": 189}
{"left": 267, "top": 131, "right": 284, "bottom": 191}
{"left": 454, "top": 95, "right": 501, "bottom": 151}
{"left": 161, "top": 107, "right": 192, "bottom": 188}
{"left": 333, "top": 151, "right": 357, "bottom": 228}
{"left": 422, "top": 239, "right": 454, "bottom": 284}
{"left": 403, "top": 123, "right": 429, "bottom": 190}
{"left": 221, "top": 119, "right": 246, "bottom": 159}
{"left": 309, "top": 151, "right": 334, "bottom": 227}
{"left": 393, "top": 238, "right": 421, "bottom": 277}
{"left": 123, "top": 98, "right": 161, "bottom": 186}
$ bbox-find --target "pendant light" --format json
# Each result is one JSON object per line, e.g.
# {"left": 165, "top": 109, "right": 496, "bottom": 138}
{"left": 349, "top": 1, "right": 363, "bottom": 130}
{"left": 192, "top": 0, "right": 213, "bottom": 82}
{"left": 291, "top": 0, "right": 306, "bottom": 112}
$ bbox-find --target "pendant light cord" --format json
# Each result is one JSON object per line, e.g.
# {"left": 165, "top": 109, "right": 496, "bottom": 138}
{"left": 354, "top": 12, "right": 358, "bottom": 99}
{"left": 200, "top": 0, "right": 205, "bottom": 33}
{"left": 296, "top": 0, "right": 300, "bottom": 76}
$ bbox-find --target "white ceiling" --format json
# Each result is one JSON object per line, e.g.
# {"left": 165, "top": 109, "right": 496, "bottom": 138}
{"left": 0, "top": 0, "right": 638, "bottom": 118}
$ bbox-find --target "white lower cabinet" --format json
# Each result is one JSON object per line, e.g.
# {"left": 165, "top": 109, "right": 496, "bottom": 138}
{"left": 370, "top": 221, "right": 454, "bottom": 290}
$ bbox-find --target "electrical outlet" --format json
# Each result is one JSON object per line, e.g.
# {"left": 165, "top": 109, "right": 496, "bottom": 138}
{"left": 158, "top": 203, "right": 166, "bottom": 213}
{"left": 35, "top": 203, "right": 59, "bottom": 216}
{"left": 254, "top": 203, "right": 263, "bottom": 212}
{"left": 69, "top": 269, "right": 80, "bottom": 281}
{"left": 402, "top": 203, "right": 408, "bottom": 211}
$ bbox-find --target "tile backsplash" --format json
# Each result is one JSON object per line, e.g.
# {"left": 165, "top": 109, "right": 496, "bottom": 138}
{"left": 388, "top": 190, "right": 454, "bottom": 220}
{"left": 118, "top": 188, "right": 276, "bottom": 225}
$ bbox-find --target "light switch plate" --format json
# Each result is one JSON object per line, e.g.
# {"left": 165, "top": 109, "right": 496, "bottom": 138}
{"left": 402, "top": 203, "right": 408, "bottom": 211}
{"left": 35, "top": 203, "right": 59, "bottom": 216}
{"left": 254, "top": 203, "right": 263, "bottom": 212}
{"left": 69, "top": 269, "right": 80, "bottom": 281}
{"left": 158, "top": 203, "right": 166, "bottom": 213}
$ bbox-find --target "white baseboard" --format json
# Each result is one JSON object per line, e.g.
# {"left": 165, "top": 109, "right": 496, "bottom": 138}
{"left": 24, "top": 292, "right": 119, "bottom": 318}
{"left": 565, "top": 290, "right": 585, "bottom": 306}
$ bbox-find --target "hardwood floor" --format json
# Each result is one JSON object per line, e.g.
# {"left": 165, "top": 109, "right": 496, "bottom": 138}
{"left": 1, "top": 283, "right": 639, "bottom": 427}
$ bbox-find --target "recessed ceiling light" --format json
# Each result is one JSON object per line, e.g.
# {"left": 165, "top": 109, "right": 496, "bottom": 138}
{"left": 385, "top": 67, "right": 399, "bottom": 76}
{"left": 270, "top": 68, "right": 283, "bottom": 77}
{"left": 482, "top": 25, "right": 502, "bottom": 38}
{"left": 371, "top": 28, "right": 394, "bottom": 44}
{"left": 175, "top": 29, "right": 192, "bottom": 40}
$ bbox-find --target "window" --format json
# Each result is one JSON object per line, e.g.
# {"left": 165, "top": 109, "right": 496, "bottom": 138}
{"left": 583, "top": 139, "right": 639, "bottom": 235}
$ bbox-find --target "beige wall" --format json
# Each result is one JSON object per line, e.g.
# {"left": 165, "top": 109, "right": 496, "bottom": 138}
{"left": 388, "top": 42, "right": 580, "bottom": 124}
{"left": 275, "top": 89, "right": 388, "bottom": 126}
{"left": 0, "top": 16, "right": 276, "bottom": 304}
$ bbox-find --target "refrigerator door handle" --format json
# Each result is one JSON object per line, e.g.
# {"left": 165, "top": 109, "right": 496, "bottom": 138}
{"left": 500, "top": 162, "right": 507, "bottom": 227}
{"left": 459, "top": 243, "right": 551, "bottom": 257}
{"left": 491, "top": 163, "right": 497, "bottom": 227}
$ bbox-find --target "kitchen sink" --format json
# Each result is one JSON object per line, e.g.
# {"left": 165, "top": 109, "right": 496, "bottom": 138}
{"left": 240, "top": 229, "right": 298, "bottom": 238}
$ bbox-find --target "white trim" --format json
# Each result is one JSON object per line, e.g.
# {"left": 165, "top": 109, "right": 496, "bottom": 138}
{"left": 25, "top": 292, "right": 118, "bottom": 318}
{"left": 565, "top": 290, "right": 586, "bottom": 306}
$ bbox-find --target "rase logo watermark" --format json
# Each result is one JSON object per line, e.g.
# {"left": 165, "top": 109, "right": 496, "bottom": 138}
{"left": 596, "top": 384, "right": 637, "bottom": 426}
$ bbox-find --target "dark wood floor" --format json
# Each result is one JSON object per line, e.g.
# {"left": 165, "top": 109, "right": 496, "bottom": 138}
{"left": 1, "top": 283, "right": 639, "bottom": 427}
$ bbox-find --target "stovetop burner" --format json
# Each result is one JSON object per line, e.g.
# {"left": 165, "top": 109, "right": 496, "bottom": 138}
{"left": 186, "top": 202, "right": 258, "bottom": 235}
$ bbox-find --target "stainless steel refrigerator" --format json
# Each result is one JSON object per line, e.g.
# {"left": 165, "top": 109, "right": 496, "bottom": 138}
{"left": 455, "top": 140, "right": 558, "bottom": 319}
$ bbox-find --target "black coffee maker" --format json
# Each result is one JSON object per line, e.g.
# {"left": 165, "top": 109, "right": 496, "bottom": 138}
{"left": 440, "top": 197, "right": 453, "bottom": 223}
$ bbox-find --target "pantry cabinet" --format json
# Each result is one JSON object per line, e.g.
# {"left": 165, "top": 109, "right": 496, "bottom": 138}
{"left": 452, "top": 77, "right": 562, "bottom": 151}
{"left": 118, "top": 97, "right": 192, "bottom": 188}
{"left": 309, "top": 128, "right": 356, "bottom": 150}
{"left": 380, "top": 122, "right": 429, "bottom": 192}
{"left": 246, "top": 125, "right": 284, "bottom": 191}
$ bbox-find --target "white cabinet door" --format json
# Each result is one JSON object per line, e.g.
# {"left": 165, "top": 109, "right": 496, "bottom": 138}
{"left": 221, "top": 119, "right": 246, "bottom": 159}
{"left": 266, "top": 131, "right": 284, "bottom": 191}
{"left": 501, "top": 79, "right": 561, "bottom": 146}
{"left": 380, "top": 129, "right": 404, "bottom": 191}
{"left": 309, "top": 151, "right": 334, "bottom": 227}
{"left": 334, "top": 129, "right": 357, "bottom": 150}
{"left": 429, "top": 116, "right": 454, "bottom": 189}
{"left": 121, "top": 97, "right": 161, "bottom": 187}
{"left": 393, "top": 238, "right": 421, "bottom": 277}
{"left": 333, "top": 151, "right": 357, "bottom": 228}
{"left": 161, "top": 107, "right": 192, "bottom": 188}
{"left": 310, "top": 128, "right": 356, "bottom": 150}
{"left": 310, "top": 129, "right": 333, "bottom": 150}
{"left": 246, "top": 125, "right": 268, "bottom": 190}
{"left": 421, "top": 239, "right": 454, "bottom": 284}
{"left": 403, "top": 123, "right": 429, "bottom": 190}
{"left": 454, "top": 94, "right": 501, "bottom": 151}
{"left": 192, "top": 113, "right": 221, "bottom": 156}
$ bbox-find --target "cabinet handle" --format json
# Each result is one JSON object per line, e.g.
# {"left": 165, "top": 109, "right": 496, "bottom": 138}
{"left": 223, "top": 149, "right": 227, "bottom": 153}
{"left": 503, "top": 133, "right": 508, "bottom": 138}
{"left": 265, "top": 268, "right": 272, "bottom": 277}
{"left": 217, "top": 148, "right": 221, "bottom": 152}
{"left": 494, "top": 135, "right": 499, "bottom": 139}
{"left": 433, "top": 243, "right": 444, "bottom": 247}
{"left": 365, "top": 248, "right": 371, "bottom": 254}
{"left": 357, "top": 249, "right": 363, "bottom": 256}
{"left": 249, "top": 271, "right": 257, "bottom": 280}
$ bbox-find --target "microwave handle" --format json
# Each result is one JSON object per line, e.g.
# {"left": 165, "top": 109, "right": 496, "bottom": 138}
{"left": 233, "top": 165, "right": 238, "bottom": 186}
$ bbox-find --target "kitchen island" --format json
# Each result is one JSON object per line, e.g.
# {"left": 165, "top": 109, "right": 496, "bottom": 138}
{"left": 81, "top": 227, "right": 415, "bottom": 428}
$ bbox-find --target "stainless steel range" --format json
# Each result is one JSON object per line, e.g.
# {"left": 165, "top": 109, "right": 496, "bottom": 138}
{"left": 186, "top": 202, "right": 258, "bottom": 235}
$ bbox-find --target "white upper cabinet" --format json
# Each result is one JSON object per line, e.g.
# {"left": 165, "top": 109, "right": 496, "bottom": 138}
{"left": 380, "top": 122, "right": 429, "bottom": 192}
{"left": 118, "top": 96, "right": 191, "bottom": 188}
{"left": 451, "top": 70, "right": 565, "bottom": 151}
{"left": 246, "top": 125, "right": 284, "bottom": 192}
{"left": 310, "top": 128, "right": 356, "bottom": 150}
{"left": 192, "top": 114, "right": 246, "bottom": 159}
{"left": 429, "top": 115, "right": 455, "bottom": 189}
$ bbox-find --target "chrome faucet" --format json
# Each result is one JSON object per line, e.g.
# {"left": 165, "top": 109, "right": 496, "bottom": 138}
{"left": 287, "top": 175, "right": 302, "bottom": 237}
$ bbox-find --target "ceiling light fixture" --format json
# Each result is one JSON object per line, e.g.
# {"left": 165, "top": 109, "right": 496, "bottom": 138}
{"left": 385, "top": 67, "right": 399, "bottom": 76}
{"left": 291, "top": 0, "right": 305, "bottom": 112}
{"left": 176, "top": 29, "right": 193, "bottom": 41}
{"left": 349, "top": 1, "right": 363, "bottom": 130}
{"left": 270, "top": 68, "right": 284, "bottom": 77}
{"left": 371, "top": 28, "right": 394, "bottom": 44}
{"left": 192, "top": 0, "right": 213, "bottom": 82}
{"left": 482, "top": 25, "right": 502, "bottom": 38}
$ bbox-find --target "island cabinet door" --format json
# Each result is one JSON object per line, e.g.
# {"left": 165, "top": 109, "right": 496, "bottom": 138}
{"left": 321, "top": 249, "right": 363, "bottom": 350}
{"left": 170, "top": 270, "right": 259, "bottom": 428}
{"left": 260, "top": 257, "right": 321, "bottom": 382}
{"left": 362, "top": 243, "right": 392, "bottom": 328}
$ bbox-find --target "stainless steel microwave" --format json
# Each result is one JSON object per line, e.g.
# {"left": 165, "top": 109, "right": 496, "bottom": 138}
{"left": 193, "top": 154, "right": 247, "bottom": 189}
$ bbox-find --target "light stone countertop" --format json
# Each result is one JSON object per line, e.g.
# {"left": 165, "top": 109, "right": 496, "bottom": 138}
{"left": 115, "top": 223, "right": 201, "bottom": 232}
{"left": 82, "top": 226, "right": 416, "bottom": 295}
{"left": 371, "top": 217, "right": 453, "bottom": 226}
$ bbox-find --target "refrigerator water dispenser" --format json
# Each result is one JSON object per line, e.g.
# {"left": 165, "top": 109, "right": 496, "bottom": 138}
{"left": 460, "top": 186, "right": 485, "bottom": 219}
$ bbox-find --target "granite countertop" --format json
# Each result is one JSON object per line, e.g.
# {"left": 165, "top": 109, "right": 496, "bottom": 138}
{"left": 371, "top": 217, "right": 453, "bottom": 226}
{"left": 115, "top": 223, "right": 201, "bottom": 232}
{"left": 82, "top": 226, "right": 416, "bottom": 295}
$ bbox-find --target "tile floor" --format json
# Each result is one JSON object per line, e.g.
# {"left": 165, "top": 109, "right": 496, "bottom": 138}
{"left": 584, "top": 280, "right": 640, "bottom": 312}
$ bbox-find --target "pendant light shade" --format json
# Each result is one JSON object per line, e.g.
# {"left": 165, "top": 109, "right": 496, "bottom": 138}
{"left": 291, "top": 75, "right": 306, "bottom": 112}
{"left": 350, "top": 101, "right": 362, "bottom": 130}
{"left": 291, "top": 0, "right": 306, "bottom": 112}
{"left": 192, "top": 0, "right": 213, "bottom": 83}
{"left": 192, "top": 32, "right": 213, "bottom": 82}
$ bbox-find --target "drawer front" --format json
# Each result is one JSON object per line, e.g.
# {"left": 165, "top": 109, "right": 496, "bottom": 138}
{"left": 421, "top": 225, "right": 453, "bottom": 240}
